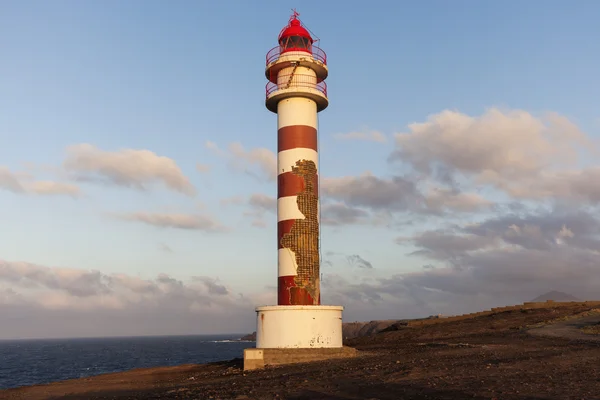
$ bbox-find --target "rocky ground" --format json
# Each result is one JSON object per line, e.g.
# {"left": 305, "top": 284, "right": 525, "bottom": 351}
{"left": 581, "top": 323, "right": 600, "bottom": 335}
{"left": 2, "top": 303, "right": 600, "bottom": 400}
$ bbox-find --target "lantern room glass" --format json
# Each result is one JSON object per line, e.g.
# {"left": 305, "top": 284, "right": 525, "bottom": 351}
{"left": 280, "top": 35, "right": 312, "bottom": 52}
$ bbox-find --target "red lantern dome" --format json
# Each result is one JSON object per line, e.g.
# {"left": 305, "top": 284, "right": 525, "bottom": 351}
{"left": 264, "top": 10, "right": 328, "bottom": 88}
{"left": 277, "top": 10, "right": 313, "bottom": 54}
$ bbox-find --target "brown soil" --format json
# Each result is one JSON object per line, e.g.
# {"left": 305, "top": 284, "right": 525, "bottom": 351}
{"left": 581, "top": 323, "right": 600, "bottom": 335}
{"left": 3, "top": 303, "right": 600, "bottom": 400}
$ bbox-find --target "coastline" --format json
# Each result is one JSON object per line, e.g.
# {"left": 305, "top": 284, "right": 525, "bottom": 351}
{"left": 0, "top": 334, "right": 254, "bottom": 391}
{"left": 3, "top": 301, "right": 600, "bottom": 400}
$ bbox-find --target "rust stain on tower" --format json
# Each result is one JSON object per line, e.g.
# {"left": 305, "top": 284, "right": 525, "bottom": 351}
{"left": 280, "top": 159, "right": 320, "bottom": 305}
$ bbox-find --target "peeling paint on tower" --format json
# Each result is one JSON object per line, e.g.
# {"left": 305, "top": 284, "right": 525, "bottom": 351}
{"left": 280, "top": 159, "right": 320, "bottom": 305}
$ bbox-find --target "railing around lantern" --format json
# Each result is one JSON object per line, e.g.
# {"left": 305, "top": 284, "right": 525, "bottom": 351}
{"left": 265, "top": 73, "right": 328, "bottom": 98}
{"left": 265, "top": 45, "right": 327, "bottom": 66}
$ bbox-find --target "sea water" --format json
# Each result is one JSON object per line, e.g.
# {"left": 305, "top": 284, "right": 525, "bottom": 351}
{"left": 0, "top": 334, "right": 254, "bottom": 389}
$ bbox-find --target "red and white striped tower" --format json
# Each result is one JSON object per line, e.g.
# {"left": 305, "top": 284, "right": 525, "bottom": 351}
{"left": 253, "top": 11, "right": 343, "bottom": 350}
{"left": 266, "top": 10, "right": 328, "bottom": 307}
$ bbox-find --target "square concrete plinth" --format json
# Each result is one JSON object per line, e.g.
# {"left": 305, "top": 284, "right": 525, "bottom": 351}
{"left": 243, "top": 346, "right": 358, "bottom": 371}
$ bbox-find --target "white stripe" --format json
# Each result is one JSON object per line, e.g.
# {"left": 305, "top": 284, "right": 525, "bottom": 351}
{"left": 278, "top": 148, "right": 318, "bottom": 175}
{"left": 277, "top": 97, "right": 318, "bottom": 129}
{"left": 278, "top": 196, "right": 305, "bottom": 222}
{"left": 278, "top": 248, "right": 298, "bottom": 277}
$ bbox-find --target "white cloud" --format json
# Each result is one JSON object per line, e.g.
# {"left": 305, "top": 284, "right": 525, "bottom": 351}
{"left": 6, "top": 106, "right": 600, "bottom": 338}
{"left": 248, "top": 193, "right": 276, "bottom": 212}
{"left": 0, "top": 167, "right": 25, "bottom": 193}
{"left": 26, "top": 180, "right": 81, "bottom": 197}
{"left": 322, "top": 172, "right": 424, "bottom": 212}
{"left": 243, "top": 193, "right": 276, "bottom": 228}
{"left": 390, "top": 108, "right": 598, "bottom": 203}
{"left": 207, "top": 141, "right": 276, "bottom": 181}
{"left": 116, "top": 212, "right": 229, "bottom": 232}
{"left": 0, "top": 259, "right": 262, "bottom": 339}
{"left": 392, "top": 108, "right": 587, "bottom": 176}
{"left": 196, "top": 163, "right": 211, "bottom": 173}
{"left": 320, "top": 203, "right": 370, "bottom": 226}
{"left": 422, "top": 188, "right": 492, "bottom": 213}
{"left": 0, "top": 166, "right": 80, "bottom": 197}
{"left": 64, "top": 144, "right": 195, "bottom": 196}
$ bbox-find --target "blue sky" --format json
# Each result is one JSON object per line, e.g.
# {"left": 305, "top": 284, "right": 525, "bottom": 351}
{"left": 1, "top": 1, "right": 600, "bottom": 338}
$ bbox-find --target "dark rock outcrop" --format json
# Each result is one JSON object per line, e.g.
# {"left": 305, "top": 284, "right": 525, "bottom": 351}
{"left": 239, "top": 332, "right": 256, "bottom": 341}
{"left": 342, "top": 320, "right": 400, "bottom": 339}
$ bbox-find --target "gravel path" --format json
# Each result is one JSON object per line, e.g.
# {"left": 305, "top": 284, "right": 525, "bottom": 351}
{"left": 528, "top": 311, "right": 600, "bottom": 342}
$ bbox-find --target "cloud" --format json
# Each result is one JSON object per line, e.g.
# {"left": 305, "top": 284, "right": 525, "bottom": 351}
{"left": 64, "top": 144, "right": 195, "bottom": 196}
{"left": 0, "top": 166, "right": 80, "bottom": 197}
{"left": 116, "top": 212, "right": 228, "bottom": 232}
{"left": 317, "top": 108, "right": 600, "bottom": 224}
{"left": 206, "top": 141, "right": 276, "bottom": 181}
{"left": 390, "top": 108, "right": 598, "bottom": 203}
{"left": 0, "top": 260, "right": 260, "bottom": 339}
{"left": 248, "top": 193, "right": 276, "bottom": 212}
{"left": 346, "top": 254, "right": 374, "bottom": 269}
{"left": 422, "top": 188, "right": 492, "bottom": 213}
{"left": 320, "top": 203, "right": 370, "bottom": 226}
{"left": 334, "top": 129, "right": 387, "bottom": 143}
{"left": 205, "top": 140, "right": 221, "bottom": 153}
{"left": 0, "top": 167, "right": 25, "bottom": 193}
{"left": 6, "top": 107, "right": 600, "bottom": 336}
{"left": 398, "top": 229, "right": 498, "bottom": 263}
{"left": 196, "top": 163, "right": 211, "bottom": 173}
{"left": 522, "top": 167, "right": 600, "bottom": 204}
{"left": 322, "top": 173, "right": 488, "bottom": 216}
{"left": 0, "top": 261, "right": 111, "bottom": 298}
{"left": 238, "top": 183, "right": 487, "bottom": 229}
{"left": 313, "top": 108, "right": 600, "bottom": 318}
{"left": 390, "top": 209, "right": 600, "bottom": 304}
{"left": 243, "top": 193, "right": 276, "bottom": 228}
{"left": 391, "top": 108, "right": 586, "bottom": 176}
{"left": 322, "top": 172, "right": 424, "bottom": 212}
{"left": 192, "top": 276, "right": 229, "bottom": 296}
{"left": 26, "top": 181, "right": 81, "bottom": 197}
{"left": 321, "top": 173, "right": 479, "bottom": 217}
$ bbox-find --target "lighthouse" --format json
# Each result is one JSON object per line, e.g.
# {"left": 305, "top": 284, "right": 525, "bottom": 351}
{"left": 267, "top": 10, "right": 328, "bottom": 307}
{"left": 246, "top": 11, "right": 345, "bottom": 361}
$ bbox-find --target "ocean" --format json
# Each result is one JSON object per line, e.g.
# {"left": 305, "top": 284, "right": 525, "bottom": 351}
{"left": 0, "top": 334, "right": 254, "bottom": 390}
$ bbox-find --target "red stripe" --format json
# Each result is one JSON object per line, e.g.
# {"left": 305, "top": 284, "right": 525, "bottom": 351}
{"left": 278, "top": 172, "right": 319, "bottom": 199}
{"left": 278, "top": 125, "right": 318, "bottom": 152}
{"left": 278, "top": 276, "right": 317, "bottom": 306}
{"left": 277, "top": 220, "right": 295, "bottom": 249}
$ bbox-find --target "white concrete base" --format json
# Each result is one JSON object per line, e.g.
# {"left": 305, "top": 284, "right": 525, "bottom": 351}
{"left": 255, "top": 305, "right": 343, "bottom": 349}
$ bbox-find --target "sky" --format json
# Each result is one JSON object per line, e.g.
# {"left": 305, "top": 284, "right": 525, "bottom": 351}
{"left": 1, "top": 0, "right": 600, "bottom": 339}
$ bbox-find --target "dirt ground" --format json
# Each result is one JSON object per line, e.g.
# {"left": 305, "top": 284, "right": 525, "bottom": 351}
{"left": 2, "top": 303, "right": 600, "bottom": 400}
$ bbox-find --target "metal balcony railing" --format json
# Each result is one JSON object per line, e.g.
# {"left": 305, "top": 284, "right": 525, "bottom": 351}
{"left": 265, "top": 73, "right": 328, "bottom": 98}
{"left": 266, "top": 45, "right": 327, "bottom": 66}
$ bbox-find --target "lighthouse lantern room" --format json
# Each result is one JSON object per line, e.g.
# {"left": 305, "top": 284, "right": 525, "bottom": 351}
{"left": 265, "top": 11, "right": 328, "bottom": 113}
